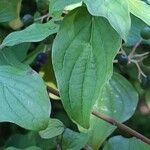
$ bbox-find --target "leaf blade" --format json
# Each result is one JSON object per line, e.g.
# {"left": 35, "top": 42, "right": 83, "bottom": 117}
{"left": 49, "top": 0, "right": 82, "bottom": 18}
{"left": 52, "top": 7, "right": 121, "bottom": 128}
{"left": 0, "top": 66, "right": 51, "bottom": 131}
{"left": 0, "top": 21, "right": 59, "bottom": 48}
{"left": 103, "top": 136, "right": 150, "bottom": 150}
{"left": 0, "top": 0, "right": 21, "bottom": 22}
{"left": 5, "top": 146, "right": 42, "bottom": 150}
{"left": 84, "top": 73, "right": 138, "bottom": 149}
{"left": 39, "top": 119, "right": 64, "bottom": 139}
{"left": 62, "top": 129, "right": 88, "bottom": 150}
{"left": 84, "top": 0, "right": 131, "bottom": 40}
{"left": 128, "top": 0, "right": 150, "bottom": 26}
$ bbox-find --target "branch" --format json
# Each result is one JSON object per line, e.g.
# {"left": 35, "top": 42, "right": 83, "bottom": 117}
{"left": 92, "top": 111, "right": 150, "bottom": 145}
{"left": 34, "top": 14, "right": 49, "bottom": 22}
{"left": 128, "top": 39, "right": 142, "bottom": 59}
{"left": 130, "top": 59, "right": 146, "bottom": 81}
{"left": 47, "top": 86, "right": 150, "bottom": 145}
{"left": 47, "top": 86, "right": 60, "bottom": 97}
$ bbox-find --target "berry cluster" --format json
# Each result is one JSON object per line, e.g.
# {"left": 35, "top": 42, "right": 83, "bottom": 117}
{"left": 115, "top": 26, "right": 150, "bottom": 90}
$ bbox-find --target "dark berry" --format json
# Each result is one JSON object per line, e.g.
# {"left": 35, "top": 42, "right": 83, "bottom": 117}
{"left": 22, "top": 14, "right": 34, "bottom": 27}
{"left": 140, "top": 75, "right": 150, "bottom": 89}
{"left": 31, "top": 61, "right": 42, "bottom": 72}
{"left": 140, "top": 26, "right": 150, "bottom": 40}
{"left": 116, "top": 53, "right": 129, "bottom": 65}
{"left": 36, "top": 52, "right": 48, "bottom": 64}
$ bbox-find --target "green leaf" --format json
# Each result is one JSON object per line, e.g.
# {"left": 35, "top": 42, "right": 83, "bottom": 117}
{"left": 62, "top": 129, "right": 88, "bottom": 150}
{"left": 128, "top": 0, "right": 150, "bottom": 25}
{"left": 103, "top": 136, "right": 150, "bottom": 150}
{"left": 39, "top": 119, "right": 64, "bottom": 139}
{"left": 5, "top": 134, "right": 36, "bottom": 148}
{"left": 0, "top": 0, "right": 21, "bottom": 22}
{"left": 5, "top": 132, "right": 57, "bottom": 150}
{"left": 124, "top": 14, "right": 150, "bottom": 46}
{"left": 0, "top": 44, "right": 30, "bottom": 66}
{"left": 0, "top": 47, "right": 26, "bottom": 69}
{"left": 83, "top": 73, "right": 138, "bottom": 150}
{"left": 5, "top": 146, "right": 42, "bottom": 150}
{"left": 52, "top": 7, "right": 121, "bottom": 128}
{"left": 12, "top": 43, "right": 30, "bottom": 62}
{"left": 49, "top": 0, "right": 81, "bottom": 18}
{"left": 84, "top": 0, "right": 131, "bottom": 40}
{"left": 0, "top": 21, "right": 59, "bottom": 49}
{"left": 0, "top": 66, "right": 51, "bottom": 131}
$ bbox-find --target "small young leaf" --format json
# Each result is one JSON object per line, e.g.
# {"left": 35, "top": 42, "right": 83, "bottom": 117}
{"left": 0, "top": 66, "right": 51, "bottom": 131}
{"left": 52, "top": 7, "right": 121, "bottom": 128}
{"left": 128, "top": 0, "right": 150, "bottom": 25}
{"left": 62, "top": 129, "right": 88, "bottom": 150}
{"left": 0, "top": 21, "right": 59, "bottom": 49}
{"left": 103, "top": 136, "right": 150, "bottom": 150}
{"left": 39, "top": 119, "right": 64, "bottom": 139}
{"left": 84, "top": 0, "right": 131, "bottom": 40}
{"left": 83, "top": 73, "right": 138, "bottom": 149}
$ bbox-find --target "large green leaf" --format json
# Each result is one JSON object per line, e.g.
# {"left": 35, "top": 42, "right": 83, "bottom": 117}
{"left": 103, "top": 136, "right": 150, "bottom": 150}
{"left": 39, "top": 119, "right": 64, "bottom": 139}
{"left": 128, "top": 0, "right": 150, "bottom": 25}
{"left": 62, "top": 129, "right": 88, "bottom": 150}
{"left": 49, "top": 0, "right": 81, "bottom": 17}
{"left": 83, "top": 73, "right": 138, "bottom": 150}
{"left": 0, "top": 0, "right": 21, "bottom": 22}
{"left": 52, "top": 7, "right": 121, "bottom": 128}
{"left": 0, "top": 66, "right": 51, "bottom": 131}
{"left": 0, "top": 21, "right": 59, "bottom": 49}
{"left": 84, "top": 0, "right": 131, "bottom": 40}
